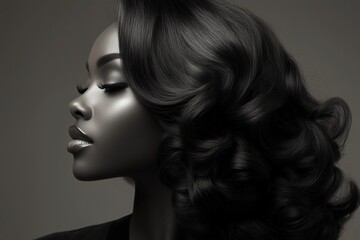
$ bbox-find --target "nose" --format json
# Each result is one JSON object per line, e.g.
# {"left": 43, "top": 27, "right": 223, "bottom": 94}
{"left": 69, "top": 96, "right": 92, "bottom": 120}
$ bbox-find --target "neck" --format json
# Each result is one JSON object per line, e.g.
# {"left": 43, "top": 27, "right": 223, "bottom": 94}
{"left": 129, "top": 166, "right": 186, "bottom": 240}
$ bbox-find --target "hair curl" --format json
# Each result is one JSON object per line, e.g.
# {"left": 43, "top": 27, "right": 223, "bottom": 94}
{"left": 116, "top": 0, "right": 360, "bottom": 239}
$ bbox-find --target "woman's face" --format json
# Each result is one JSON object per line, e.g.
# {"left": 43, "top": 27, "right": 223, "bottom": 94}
{"left": 68, "top": 22, "right": 164, "bottom": 181}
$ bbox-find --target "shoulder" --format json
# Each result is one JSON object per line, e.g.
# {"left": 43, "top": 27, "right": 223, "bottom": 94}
{"left": 35, "top": 213, "right": 132, "bottom": 240}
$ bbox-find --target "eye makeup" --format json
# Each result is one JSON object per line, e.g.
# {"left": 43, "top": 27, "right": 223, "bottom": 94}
{"left": 97, "top": 82, "right": 128, "bottom": 94}
{"left": 78, "top": 57, "right": 124, "bottom": 95}
{"left": 99, "top": 63, "right": 124, "bottom": 83}
{"left": 97, "top": 62, "right": 127, "bottom": 93}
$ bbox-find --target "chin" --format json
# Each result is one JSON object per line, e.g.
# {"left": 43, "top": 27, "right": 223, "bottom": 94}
{"left": 72, "top": 160, "right": 126, "bottom": 181}
{"left": 72, "top": 159, "right": 104, "bottom": 181}
{"left": 73, "top": 168, "right": 98, "bottom": 181}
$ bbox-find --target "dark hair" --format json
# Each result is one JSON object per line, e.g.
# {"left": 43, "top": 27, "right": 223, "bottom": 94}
{"left": 116, "top": 0, "right": 360, "bottom": 239}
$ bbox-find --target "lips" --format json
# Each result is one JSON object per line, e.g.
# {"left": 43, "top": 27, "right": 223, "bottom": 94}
{"left": 67, "top": 125, "right": 94, "bottom": 154}
{"left": 68, "top": 125, "right": 94, "bottom": 143}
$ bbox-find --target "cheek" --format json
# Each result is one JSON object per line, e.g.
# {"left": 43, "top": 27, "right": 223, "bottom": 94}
{"left": 92, "top": 94, "right": 162, "bottom": 174}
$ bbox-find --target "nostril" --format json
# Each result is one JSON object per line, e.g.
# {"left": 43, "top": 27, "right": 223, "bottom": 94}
{"left": 69, "top": 96, "right": 92, "bottom": 120}
{"left": 69, "top": 100, "right": 92, "bottom": 120}
{"left": 75, "top": 110, "right": 84, "bottom": 118}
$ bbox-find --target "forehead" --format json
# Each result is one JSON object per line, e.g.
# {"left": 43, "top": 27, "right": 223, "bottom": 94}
{"left": 88, "top": 22, "right": 120, "bottom": 68}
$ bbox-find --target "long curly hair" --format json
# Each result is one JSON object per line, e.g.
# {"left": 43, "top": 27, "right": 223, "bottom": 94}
{"left": 116, "top": 0, "right": 360, "bottom": 239}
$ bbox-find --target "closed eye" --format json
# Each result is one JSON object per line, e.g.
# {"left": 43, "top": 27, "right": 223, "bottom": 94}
{"left": 97, "top": 82, "right": 128, "bottom": 93}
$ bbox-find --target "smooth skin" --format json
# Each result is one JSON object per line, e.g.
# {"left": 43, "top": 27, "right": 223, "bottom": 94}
{"left": 69, "top": 22, "right": 163, "bottom": 181}
{"left": 68, "top": 23, "right": 190, "bottom": 240}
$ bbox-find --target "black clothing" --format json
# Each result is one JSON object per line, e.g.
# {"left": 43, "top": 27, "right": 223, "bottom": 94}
{"left": 35, "top": 213, "right": 132, "bottom": 240}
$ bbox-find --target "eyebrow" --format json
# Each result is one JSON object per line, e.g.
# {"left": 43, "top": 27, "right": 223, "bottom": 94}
{"left": 97, "top": 53, "right": 122, "bottom": 68}
{"left": 85, "top": 53, "right": 122, "bottom": 72}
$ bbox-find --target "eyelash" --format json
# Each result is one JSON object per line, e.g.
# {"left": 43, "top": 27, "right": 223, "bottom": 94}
{"left": 77, "top": 82, "right": 128, "bottom": 94}
{"left": 97, "top": 82, "right": 128, "bottom": 93}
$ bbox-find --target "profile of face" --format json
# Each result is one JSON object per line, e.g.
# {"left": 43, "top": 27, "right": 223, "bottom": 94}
{"left": 68, "top": 22, "right": 164, "bottom": 181}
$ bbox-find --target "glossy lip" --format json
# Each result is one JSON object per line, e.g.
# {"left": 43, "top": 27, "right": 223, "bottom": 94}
{"left": 67, "top": 125, "right": 94, "bottom": 154}
{"left": 67, "top": 139, "right": 92, "bottom": 154}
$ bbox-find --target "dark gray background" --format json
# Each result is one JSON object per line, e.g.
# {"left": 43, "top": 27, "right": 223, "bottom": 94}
{"left": 0, "top": 1, "right": 359, "bottom": 239}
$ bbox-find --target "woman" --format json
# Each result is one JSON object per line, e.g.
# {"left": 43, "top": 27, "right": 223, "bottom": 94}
{"left": 37, "top": 0, "right": 360, "bottom": 239}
